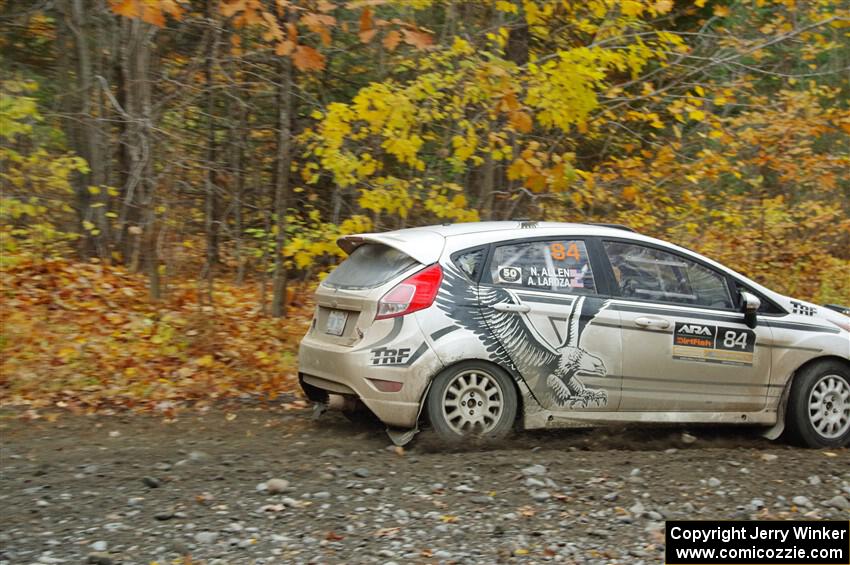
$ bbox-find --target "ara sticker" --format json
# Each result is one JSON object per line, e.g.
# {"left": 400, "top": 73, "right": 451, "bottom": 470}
{"left": 673, "top": 322, "right": 755, "bottom": 366}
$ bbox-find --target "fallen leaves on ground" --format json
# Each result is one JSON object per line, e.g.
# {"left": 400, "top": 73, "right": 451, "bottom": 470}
{"left": 0, "top": 257, "right": 312, "bottom": 414}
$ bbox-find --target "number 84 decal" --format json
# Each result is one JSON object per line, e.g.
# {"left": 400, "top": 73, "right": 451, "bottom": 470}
{"left": 722, "top": 329, "right": 750, "bottom": 350}
{"left": 673, "top": 322, "right": 756, "bottom": 366}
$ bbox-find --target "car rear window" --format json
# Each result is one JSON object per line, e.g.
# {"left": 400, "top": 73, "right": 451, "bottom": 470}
{"left": 323, "top": 243, "right": 419, "bottom": 290}
{"left": 453, "top": 248, "right": 485, "bottom": 280}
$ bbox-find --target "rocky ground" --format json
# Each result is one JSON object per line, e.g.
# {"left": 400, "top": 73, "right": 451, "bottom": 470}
{"left": 1, "top": 408, "right": 848, "bottom": 565}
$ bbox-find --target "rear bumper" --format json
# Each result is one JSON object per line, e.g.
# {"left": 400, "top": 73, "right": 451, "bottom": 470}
{"left": 297, "top": 319, "right": 441, "bottom": 428}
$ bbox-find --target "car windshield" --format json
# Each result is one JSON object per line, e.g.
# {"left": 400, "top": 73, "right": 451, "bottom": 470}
{"left": 323, "top": 243, "right": 419, "bottom": 290}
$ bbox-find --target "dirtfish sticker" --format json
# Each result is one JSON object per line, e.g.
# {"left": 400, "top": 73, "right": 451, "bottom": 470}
{"left": 673, "top": 322, "right": 755, "bottom": 366}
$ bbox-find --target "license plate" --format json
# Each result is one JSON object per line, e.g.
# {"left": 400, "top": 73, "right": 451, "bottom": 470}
{"left": 326, "top": 310, "right": 348, "bottom": 336}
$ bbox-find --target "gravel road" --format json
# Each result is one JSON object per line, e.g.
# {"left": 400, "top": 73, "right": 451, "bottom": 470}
{"left": 1, "top": 409, "right": 848, "bottom": 564}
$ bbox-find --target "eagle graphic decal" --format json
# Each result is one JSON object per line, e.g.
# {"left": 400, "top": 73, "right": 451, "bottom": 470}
{"left": 436, "top": 266, "right": 610, "bottom": 408}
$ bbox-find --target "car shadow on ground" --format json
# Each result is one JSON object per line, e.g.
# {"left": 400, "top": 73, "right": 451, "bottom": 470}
{"left": 311, "top": 409, "right": 778, "bottom": 453}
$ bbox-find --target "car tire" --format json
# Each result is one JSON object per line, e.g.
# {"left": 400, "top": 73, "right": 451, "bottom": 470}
{"left": 426, "top": 361, "right": 518, "bottom": 443}
{"left": 786, "top": 360, "right": 850, "bottom": 448}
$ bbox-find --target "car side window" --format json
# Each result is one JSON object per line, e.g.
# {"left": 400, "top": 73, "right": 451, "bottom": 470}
{"left": 490, "top": 239, "right": 597, "bottom": 295}
{"left": 603, "top": 241, "right": 733, "bottom": 309}
{"left": 454, "top": 248, "right": 485, "bottom": 280}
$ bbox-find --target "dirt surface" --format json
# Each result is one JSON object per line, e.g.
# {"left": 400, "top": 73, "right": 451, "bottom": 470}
{"left": 1, "top": 409, "right": 849, "bottom": 564}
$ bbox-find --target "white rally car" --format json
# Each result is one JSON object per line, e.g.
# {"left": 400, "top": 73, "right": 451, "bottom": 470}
{"left": 298, "top": 222, "right": 850, "bottom": 448}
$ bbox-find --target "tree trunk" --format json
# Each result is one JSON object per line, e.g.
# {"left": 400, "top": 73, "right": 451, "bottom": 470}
{"left": 259, "top": 165, "right": 270, "bottom": 315}
{"left": 138, "top": 24, "right": 159, "bottom": 300}
{"left": 92, "top": 0, "right": 113, "bottom": 256}
{"left": 115, "top": 17, "right": 159, "bottom": 298}
{"left": 479, "top": 149, "right": 495, "bottom": 220}
{"left": 233, "top": 102, "right": 247, "bottom": 285}
{"left": 64, "top": 0, "right": 108, "bottom": 259}
{"left": 505, "top": 2, "right": 529, "bottom": 67}
{"left": 202, "top": 0, "right": 221, "bottom": 299}
{"left": 271, "top": 54, "right": 294, "bottom": 318}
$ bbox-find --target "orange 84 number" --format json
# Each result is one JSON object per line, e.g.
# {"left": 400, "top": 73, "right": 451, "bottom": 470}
{"left": 550, "top": 242, "right": 581, "bottom": 262}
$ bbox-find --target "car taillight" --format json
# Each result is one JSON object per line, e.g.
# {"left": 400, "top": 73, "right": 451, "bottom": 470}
{"left": 375, "top": 263, "right": 443, "bottom": 320}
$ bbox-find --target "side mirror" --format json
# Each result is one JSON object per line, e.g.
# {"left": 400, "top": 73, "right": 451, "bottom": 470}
{"left": 740, "top": 291, "right": 761, "bottom": 329}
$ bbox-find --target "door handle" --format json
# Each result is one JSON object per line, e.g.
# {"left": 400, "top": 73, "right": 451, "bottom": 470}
{"left": 492, "top": 303, "right": 531, "bottom": 313}
{"left": 634, "top": 316, "right": 671, "bottom": 329}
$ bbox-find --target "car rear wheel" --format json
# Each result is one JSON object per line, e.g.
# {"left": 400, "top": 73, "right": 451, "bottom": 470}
{"left": 786, "top": 360, "right": 850, "bottom": 448}
{"left": 426, "top": 361, "right": 517, "bottom": 442}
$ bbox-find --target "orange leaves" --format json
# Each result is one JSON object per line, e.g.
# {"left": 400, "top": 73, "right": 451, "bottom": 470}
{"left": 359, "top": 28, "right": 377, "bottom": 43}
{"left": 261, "top": 10, "right": 285, "bottom": 42}
{"left": 293, "top": 45, "right": 326, "bottom": 71}
{"left": 402, "top": 28, "right": 433, "bottom": 49}
{"left": 219, "top": 0, "right": 239, "bottom": 18}
{"left": 286, "top": 22, "right": 299, "bottom": 44}
{"left": 276, "top": 40, "right": 295, "bottom": 56}
{"left": 110, "top": 0, "right": 184, "bottom": 27}
{"left": 359, "top": 1, "right": 434, "bottom": 49}
{"left": 359, "top": 7, "right": 376, "bottom": 43}
{"left": 220, "top": 0, "right": 328, "bottom": 71}
{"left": 505, "top": 143, "right": 578, "bottom": 194}
{"left": 218, "top": 1, "right": 431, "bottom": 73}
{"left": 500, "top": 92, "right": 533, "bottom": 133}
{"left": 275, "top": 22, "right": 298, "bottom": 55}
{"left": 509, "top": 111, "right": 533, "bottom": 133}
{"left": 0, "top": 257, "right": 312, "bottom": 413}
{"left": 653, "top": 0, "right": 674, "bottom": 13}
{"left": 383, "top": 30, "right": 401, "bottom": 51}
{"left": 220, "top": 0, "right": 266, "bottom": 28}
{"left": 359, "top": 7, "right": 432, "bottom": 50}
{"left": 301, "top": 12, "right": 336, "bottom": 46}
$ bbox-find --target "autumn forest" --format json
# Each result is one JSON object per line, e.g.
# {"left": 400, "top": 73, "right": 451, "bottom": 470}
{"left": 1, "top": 0, "right": 849, "bottom": 411}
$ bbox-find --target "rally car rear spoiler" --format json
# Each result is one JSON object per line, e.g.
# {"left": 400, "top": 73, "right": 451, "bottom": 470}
{"left": 337, "top": 231, "right": 445, "bottom": 265}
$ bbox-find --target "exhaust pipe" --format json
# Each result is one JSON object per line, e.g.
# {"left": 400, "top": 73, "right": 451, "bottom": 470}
{"left": 312, "top": 393, "right": 368, "bottom": 421}
{"left": 327, "top": 394, "right": 359, "bottom": 412}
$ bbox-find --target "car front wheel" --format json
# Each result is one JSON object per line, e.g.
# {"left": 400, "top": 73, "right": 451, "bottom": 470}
{"left": 786, "top": 360, "right": 850, "bottom": 448}
{"left": 426, "top": 361, "right": 518, "bottom": 443}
